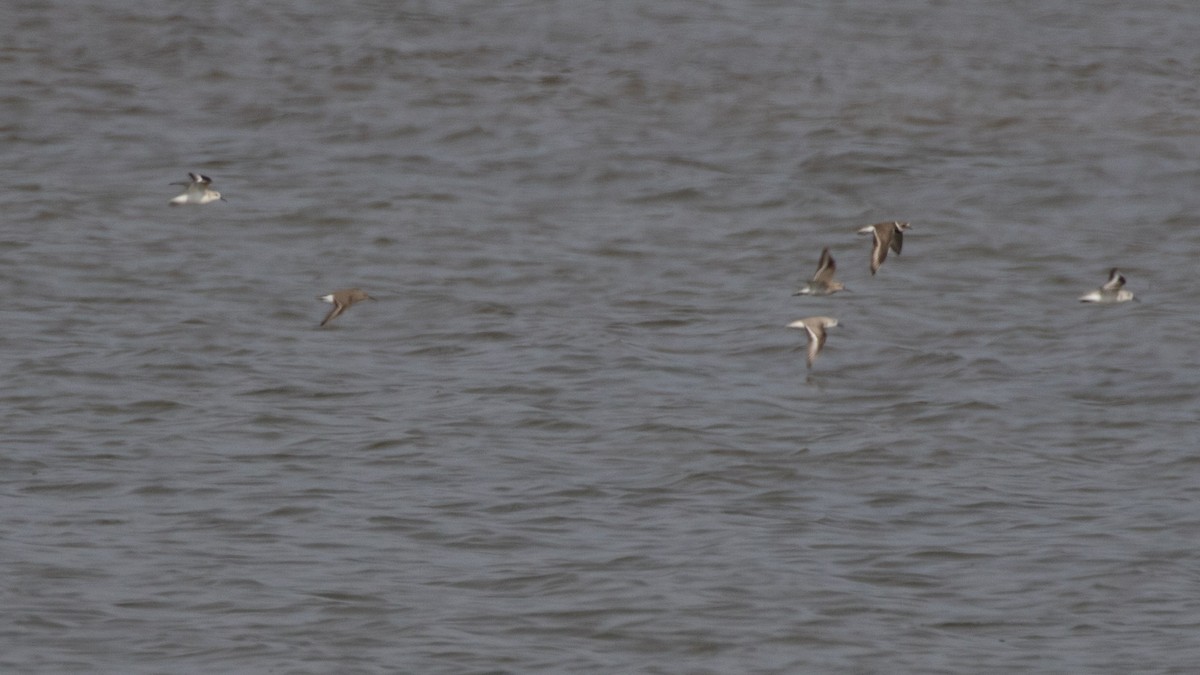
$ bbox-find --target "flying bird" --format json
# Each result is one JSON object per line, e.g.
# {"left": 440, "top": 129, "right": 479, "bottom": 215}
{"left": 1079, "top": 268, "right": 1135, "bottom": 303}
{"left": 857, "top": 221, "right": 910, "bottom": 275}
{"left": 793, "top": 247, "right": 846, "bottom": 296}
{"left": 318, "top": 288, "right": 375, "bottom": 326}
{"left": 169, "top": 172, "right": 225, "bottom": 205}
{"left": 787, "top": 316, "right": 839, "bottom": 369}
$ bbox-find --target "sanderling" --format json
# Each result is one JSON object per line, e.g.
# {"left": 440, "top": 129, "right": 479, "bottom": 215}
{"left": 169, "top": 172, "right": 225, "bottom": 205}
{"left": 1079, "top": 268, "right": 1135, "bottom": 303}
{"left": 793, "top": 247, "right": 847, "bottom": 296}
{"left": 856, "top": 221, "right": 910, "bottom": 275}
{"left": 318, "top": 288, "right": 375, "bottom": 326}
{"left": 787, "top": 316, "right": 839, "bottom": 369}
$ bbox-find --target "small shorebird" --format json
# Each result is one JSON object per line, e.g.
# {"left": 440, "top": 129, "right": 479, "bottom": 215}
{"left": 793, "top": 247, "right": 846, "bottom": 296}
{"left": 318, "top": 288, "right": 375, "bottom": 326}
{"left": 169, "top": 172, "right": 225, "bottom": 205}
{"left": 1079, "top": 268, "right": 1135, "bottom": 303}
{"left": 857, "top": 221, "right": 910, "bottom": 275}
{"left": 787, "top": 316, "right": 839, "bottom": 369}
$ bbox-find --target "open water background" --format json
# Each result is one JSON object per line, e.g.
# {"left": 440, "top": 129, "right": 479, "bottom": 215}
{"left": 4, "top": 1, "right": 1200, "bottom": 672}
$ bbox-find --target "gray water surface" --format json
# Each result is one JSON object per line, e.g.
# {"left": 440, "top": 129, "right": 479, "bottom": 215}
{"left": 4, "top": 1, "right": 1200, "bottom": 673}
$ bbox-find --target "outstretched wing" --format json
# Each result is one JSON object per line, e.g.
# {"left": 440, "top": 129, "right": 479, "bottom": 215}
{"left": 806, "top": 325, "right": 826, "bottom": 368}
{"left": 869, "top": 230, "right": 889, "bottom": 275}
{"left": 320, "top": 302, "right": 345, "bottom": 327}
{"left": 1101, "top": 268, "right": 1125, "bottom": 291}
{"left": 890, "top": 224, "right": 904, "bottom": 255}
{"left": 813, "top": 247, "right": 835, "bottom": 283}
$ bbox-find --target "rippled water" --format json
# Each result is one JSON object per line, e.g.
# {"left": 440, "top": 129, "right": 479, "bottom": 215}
{"left": 5, "top": 1, "right": 1200, "bottom": 672}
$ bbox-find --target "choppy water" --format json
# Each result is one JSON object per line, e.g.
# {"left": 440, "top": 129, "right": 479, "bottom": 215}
{"left": 4, "top": 1, "right": 1200, "bottom": 672}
